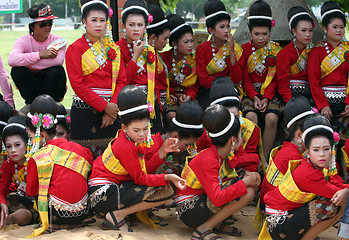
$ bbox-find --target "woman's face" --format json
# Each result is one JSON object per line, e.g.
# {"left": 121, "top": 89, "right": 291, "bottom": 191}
{"left": 32, "top": 20, "right": 53, "bottom": 41}
{"left": 232, "top": 130, "right": 242, "bottom": 152}
{"left": 293, "top": 20, "right": 313, "bottom": 46}
{"left": 5, "top": 135, "right": 27, "bottom": 164}
{"left": 154, "top": 29, "right": 170, "bottom": 51}
{"left": 124, "top": 14, "right": 146, "bottom": 42}
{"left": 211, "top": 19, "right": 230, "bottom": 41}
{"left": 251, "top": 26, "right": 270, "bottom": 49}
{"left": 83, "top": 10, "right": 107, "bottom": 40}
{"left": 55, "top": 124, "right": 69, "bottom": 140}
{"left": 324, "top": 18, "right": 345, "bottom": 43}
{"left": 306, "top": 136, "right": 332, "bottom": 170}
{"left": 122, "top": 119, "right": 150, "bottom": 144}
{"left": 177, "top": 137, "right": 197, "bottom": 152}
{"left": 174, "top": 33, "right": 194, "bottom": 56}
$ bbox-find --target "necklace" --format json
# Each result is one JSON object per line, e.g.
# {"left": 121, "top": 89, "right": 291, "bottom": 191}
{"left": 325, "top": 42, "right": 343, "bottom": 66}
{"left": 211, "top": 40, "right": 228, "bottom": 70}
{"left": 127, "top": 41, "right": 146, "bottom": 74}
{"left": 293, "top": 41, "right": 309, "bottom": 71}
{"left": 13, "top": 161, "right": 27, "bottom": 194}
{"left": 251, "top": 41, "right": 270, "bottom": 74}
{"left": 85, "top": 35, "right": 106, "bottom": 69}
{"left": 171, "top": 52, "right": 188, "bottom": 84}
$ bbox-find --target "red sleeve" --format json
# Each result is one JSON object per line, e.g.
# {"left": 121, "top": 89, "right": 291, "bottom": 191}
{"left": 276, "top": 47, "right": 293, "bottom": 103}
{"left": 25, "top": 158, "right": 39, "bottom": 197}
{"left": 233, "top": 146, "right": 260, "bottom": 172}
{"left": 113, "top": 141, "right": 167, "bottom": 187}
{"left": 184, "top": 81, "right": 199, "bottom": 100}
{"left": 262, "top": 75, "right": 277, "bottom": 100}
{"left": 191, "top": 147, "right": 247, "bottom": 207}
{"left": 241, "top": 56, "right": 259, "bottom": 99}
{"left": 243, "top": 126, "right": 260, "bottom": 154}
{"left": 0, "top": 162, "right": 14, "bottom": 205}
{"left": 196, "top": 130, "right": 212, "bottom": 153}
{"left": 229, "top": 57, "right": 243, "bottom": 85}
{"left": 330, "top": 174, "right": 349, "bottom": 189}
{"left": 196, "top": 42, "right": 216, "bottom": 89}
{"left": 65, "top": 42, "right": 108, "bottom": 112}
{"left": 308, "top": 47, "right": 330, "bottom": 110}
{"left": 110, "top": 53, "right": 128, "bottom": 104}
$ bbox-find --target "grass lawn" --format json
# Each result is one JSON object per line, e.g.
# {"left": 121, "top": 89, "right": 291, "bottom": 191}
{"left": 0, "top": 28, "right": 348, "bottom": 110}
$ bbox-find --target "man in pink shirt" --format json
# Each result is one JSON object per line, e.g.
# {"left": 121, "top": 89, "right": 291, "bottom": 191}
{"left": 8, "top": 4, "right": 66, "bottom": 104}
{"left": 0, "top": 56, "right": 14, "bottom": 108}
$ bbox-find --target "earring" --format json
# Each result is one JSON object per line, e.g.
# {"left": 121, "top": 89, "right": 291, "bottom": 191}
{"left": 231, "top": 142, "right": 235, "bottom": 154}
{"left": 297, "top": 138, "right": 302, "bottom": 151}
{"left": 151, "top": 39, "right": 155, "bottom": 47}
{"left": 82, "top": 24, "right": 86, "bottom": 34}
{"left": 123, "top": 29, "right": 126, "bottom": 39}
{"left": 173, "top": 46, "right": 177, "bottom": 56}
{"left": 323, "top": 30, "right": 327, "bottom": 42}
{"left": 144, "top": 29, "right": 148, "bottom": 46}
{"left": 210, "top": 32, "right": 214, "bottom": 42}
{"left": 42, "top": 138, "right": 46, "bottom": 147}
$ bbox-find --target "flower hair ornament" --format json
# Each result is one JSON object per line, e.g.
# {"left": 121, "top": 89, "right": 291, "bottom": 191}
{"left": 328, "top": 131, "right": 340, "bottom": 179}
{"left": 27, "top": 112, "right": 57, "bottom": 156}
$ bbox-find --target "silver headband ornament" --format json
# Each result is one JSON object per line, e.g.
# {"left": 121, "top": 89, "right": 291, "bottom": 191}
{"left": 208, "top": 113, "right": 235, "bottom": 138}
{"left": 172, "top": 118, "right": 203, "bottom": 129}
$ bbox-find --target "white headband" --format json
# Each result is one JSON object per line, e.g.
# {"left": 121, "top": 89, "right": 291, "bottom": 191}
{"left": 81, "top": 0, "right": 109, "bottom": 13}
{"left": 170, "top": 23, "right": 189, "bottom": 36}
{"left": 210, "top": 96, "right": 240, "bottom": 106}
{"left": 247, "top": 16, "right": 273, "bottom": 21}
{"left": 0, "top": 121, "right": 6, "bottom": 126}
{"left": 205, "top": 11, "right": 230, "bottom": 21}
{"left": 208, "top": 113, "right": 235, "bottom": 138}
{"left": 172, "top": 118, "right": 203, "bottom": 129}
{"left": 288, "top": 12, "right": 312, "bottom": 30}
{"left": 3, "top": 123, "right": 26, "bottom": 131}
{"left": 56, "top": 114, "right": 66, "bottom": 119}
{"left": 118, "top": 104, "right": 148, "bottom": 116}
{"left": 147, "top": 19, "right": 168, "bottom": 29}
{"left": 321, "top": 9, "right": 345, "bottom": 22}
{"left": 27, "top": 112, "right": 58, "bottom": 124}
{"left": 302, "top": 125, "right": 333, "bottom": 142}
{"left": 287, "top": 110, "right": 314, "bottom": 129}
{"left": 121, "top": 6, "right": 149, "bottom": 18}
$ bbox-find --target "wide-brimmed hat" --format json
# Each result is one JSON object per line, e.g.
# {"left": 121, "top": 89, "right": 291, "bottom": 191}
{"left": 28, "top": 4, "right": 58, "bottom": 23}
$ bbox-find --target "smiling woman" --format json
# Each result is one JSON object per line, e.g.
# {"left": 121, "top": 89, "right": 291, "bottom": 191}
{"left": 65, "top": 0, "right": 128, "bottom": 159}
{"left": 8, "top": 4, "right": 67, "bottom": 106}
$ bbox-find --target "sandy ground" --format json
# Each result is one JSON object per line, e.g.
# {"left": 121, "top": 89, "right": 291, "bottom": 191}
{"left": 0, "top": 207, "right": 340, "bottom": 240}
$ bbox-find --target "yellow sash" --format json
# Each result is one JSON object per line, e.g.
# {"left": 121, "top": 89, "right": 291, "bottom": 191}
{"left": 320, "top": 42, "right": 349, "bottom": 94}
{"left": 342, "top": 146, "right": 349, "bottom": 169}
{"left": 169, "top": 53, "right": 197, "bottom": 89}
{"left": 157, "top": 51, "right": 170, "bottom": 104}
{"left": 12, "top": 162, "right": 27, "bottom": 185}
{"left": 28, "top": 145, "right": 91, "bottom": 237}
{"left": 102, "top": 130, "right": 147, "bottom": 175}
{"left": 206, "top": 43, "right": 243, "bottom": 75}
{"left": 265, "top": 146, "right": 283, "bottom": 187}
{"left": 289, "top": 48, "right": 310, "bottom": 75}
{"left": 81, "top": 38, "right": 121, "bottom": 96}
{"left": 181, "top": 152, "right": 238, "bottom": 189}
{"left": 247, "top": 42, "right": 281, "bottom": 95}
{"left": 144, "top": 46, "right": 156, "bottom": 118}
{"left": 278, "top": 160, "right": 317, "bottom": 204}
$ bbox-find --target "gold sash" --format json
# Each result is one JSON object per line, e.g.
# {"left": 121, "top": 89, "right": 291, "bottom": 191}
{"left": 169, "top": 53, "right": 197, "bottom": 89}
{"left": 157, "top": 51, "right": 170, "bottom": 104}
{"left": 265, "top": 146, "right": 283, "bottom": 186}
{"left": 289, "top": 48, "right": 310, "bottom": 75}
{"left": 247, "top": 42, "right": 281, "bottom": 95}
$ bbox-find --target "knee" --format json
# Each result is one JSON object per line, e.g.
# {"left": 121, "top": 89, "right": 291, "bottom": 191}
{"left": 246, "top": 112, "right": 257, "bottom": 124}
{"left": 239, "top": 187, "right": 255, "bottom": 205}
{"left": 11, "top": 209, "right": 32, "bottom": 226}
{"left": 265, "top": 113, "right": 278, "bottom": 126}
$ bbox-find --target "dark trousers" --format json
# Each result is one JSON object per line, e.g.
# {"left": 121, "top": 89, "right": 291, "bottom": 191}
{"left": 11, "top": 66, "right": 66, "bottom": 104}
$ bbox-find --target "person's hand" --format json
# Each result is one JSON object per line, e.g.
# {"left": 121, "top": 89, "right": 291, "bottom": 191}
{"left": 169, "top": 94, "right": 178, "bottom": 104}
{"left": 321, "top": 106, "right": 333, "bottom": 120}
{"left": 179, "top": 94, "right": 191, "bottom": 104}
{"left": 331, "top": 188, "right": 349, "bottom": 206}
{"left": 259, "top": 98, "right": 269, "bottom": 113}
{"left": 39, "top": 48, "right": 58, "bottom": 59}
{"left": 340, "top": 104, "right": 349, "bottom": 117}
{"left": 159, "top": 138, "right": 179, "bottom": 159}
{"left": 227, "top": 33, "right": 236, "bottom": 65}
{"left": 101, "top": 113, "right": 115, "bottom": 129}
{"left": 104, "top": 102, "right": 118, "bottom": 119}
{"left": 242, "top": 171, "right": 260, "bottom": 188}
{"left": 165, "top": 174, "right": 187, "bottom": 190}
{"left": 253, "top": 96, "right": 261, "bottom": 110}
{"left": 131, "top": 40, "right": 145, "bottom": 63}
{"left": 0, "top": 203, "right": 8, "bottom": 228}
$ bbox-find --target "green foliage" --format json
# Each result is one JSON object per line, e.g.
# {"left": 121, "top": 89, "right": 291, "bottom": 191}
{"left": 334, "top": 0, "right": 349, "bottom": 13}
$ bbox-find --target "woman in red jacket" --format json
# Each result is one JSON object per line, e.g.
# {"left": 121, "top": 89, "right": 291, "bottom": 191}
{"left": 66, "top": 0, "right": 127, "bottom": 158}
{"left": 308, "top": 1, "right": 349, "bottom": 140}
{"left": 277, "top": 6, "right": 315, "bottom": 104}
{"left": 240, "top": 0, "right": 282, "bottom": 160}
{"left": 195, "top": 0, "right": 242, "bottom": 110}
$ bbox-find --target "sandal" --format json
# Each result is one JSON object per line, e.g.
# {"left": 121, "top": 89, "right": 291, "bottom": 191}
{"left": 191, "top": 229, "right": 222, "bottom": 240}
{"left": 222, "top": 215, "right": 237, "bottom": 225}
{"left": 214, "top": 222, "right": 242, "bottom": 237}
{"left": 102, "top": 212, "right": 133, "bottom": 232}
{"left": 148, "top": 211, "right": 168, "bottom": 226}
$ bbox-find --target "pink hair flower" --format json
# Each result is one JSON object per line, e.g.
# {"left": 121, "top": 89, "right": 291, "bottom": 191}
{"left": 312, "top": 107, "right": 319, "bottom": 113}
{"left": 31, "top": 114, "right": 40, "bottom": 127}
{"left": 333, "top": 132, "right": 340, "bottom": 143}
{"left": 108, "top": 7, "right": 113, "bottom": 18}
{"left": 42, "top": 114, "right": 53, "bottom": 129}
{"left": 148, "top": 14, "right": 153, "bottom": 24}
{"left": 65, "top": 114, "right": 71, "bottom": 126}
{"left": 271, "top": 19, "right": 276, "bottom": 27}
{"left": 148, "top": 102, "right": 154, "bottom": 113}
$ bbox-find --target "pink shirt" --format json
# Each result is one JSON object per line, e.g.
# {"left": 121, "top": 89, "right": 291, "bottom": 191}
{"left": 0, "top": 56, "right": 14, "bottom": 107}
{"left": 8, "top": 34, "right": 66, "bottom": 70}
